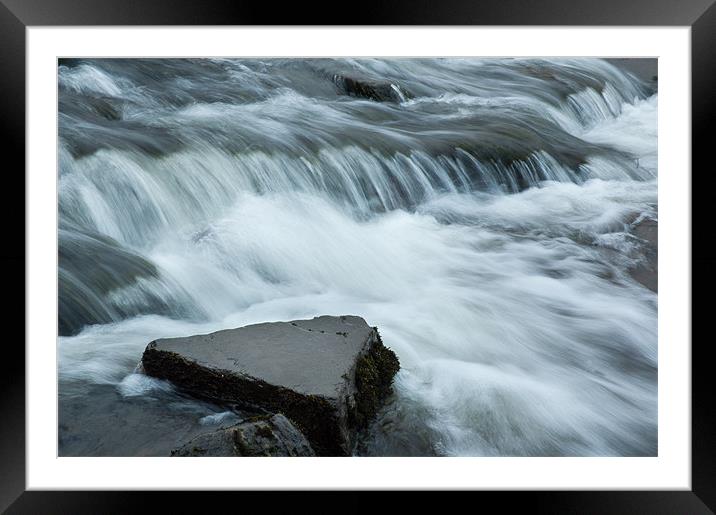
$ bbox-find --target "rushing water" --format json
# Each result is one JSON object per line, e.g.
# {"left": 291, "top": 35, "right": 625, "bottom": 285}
{"left": 58, "top": 58, "right": 657, "bottom": 456}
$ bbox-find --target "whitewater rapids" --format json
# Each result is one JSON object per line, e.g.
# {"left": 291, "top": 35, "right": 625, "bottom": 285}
{"left": 58, "top": 58, "right": 657, "bottom": 456}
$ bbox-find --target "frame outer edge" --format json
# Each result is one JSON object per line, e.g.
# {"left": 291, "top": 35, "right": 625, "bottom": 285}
{"left": 0, "top": 0, "right": 715, "bottom": 25}
{"left": 4, "top": 0, "right": 714, "bottom": 512}
{"left": 0, "top": 0, "right": 27, "bottom": 513}
{"left": 691, "top": 0, "right": 716, "bottom": 512}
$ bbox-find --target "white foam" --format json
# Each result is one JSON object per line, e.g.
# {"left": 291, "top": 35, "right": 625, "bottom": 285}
{"left": 61, "top": 182, "right": 657, "bottom": 455}
{"left": 59, "top": 63, "right": 133, "bottom": 97}
{"left": 199, "top": 411, "right": 240, "bottom": 426}
{"left": 116, "top": 373, "right": 175, "bottom": 397}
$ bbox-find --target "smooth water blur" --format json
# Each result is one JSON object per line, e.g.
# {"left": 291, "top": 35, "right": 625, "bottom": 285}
{"left": 58, "top": 58, "right": 657, "bottom": 456}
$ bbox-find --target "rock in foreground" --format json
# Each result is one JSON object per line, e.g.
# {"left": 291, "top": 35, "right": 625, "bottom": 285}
{"left": 171, "top": 414, "right": 315, "bottom": 457}
{"left": 142, "top": 316, "right": 400, "bottom": 456}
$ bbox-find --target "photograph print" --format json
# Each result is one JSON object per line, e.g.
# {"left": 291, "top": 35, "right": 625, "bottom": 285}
{"left": 58, "top": 57, "right": 658, "bottom": 457}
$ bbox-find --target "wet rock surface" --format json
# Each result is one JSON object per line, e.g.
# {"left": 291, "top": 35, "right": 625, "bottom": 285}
{"left": 333, "top": 74, "right": 413, "bottom": 103}
{"left": 142, "top": 316, "right": 400, "bottom": 456}
{"left": 629, "top": 215, "right": 658, "bottom": 292}
{"left": 59, "top": 225, "right": 165, "bottom": 336}
{"left": 171, "top": 413, "right": 315, "bottom": 457}
{"left": 605, "top": 58, "right": 658, "bottom": 93}
{"left": 58, "top": 382, "right": 242, "bottom": 457}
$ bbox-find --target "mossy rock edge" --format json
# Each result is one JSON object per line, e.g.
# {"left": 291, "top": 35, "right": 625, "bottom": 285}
{"left": 350, "top": 329, "right": 400, "bottom": 431}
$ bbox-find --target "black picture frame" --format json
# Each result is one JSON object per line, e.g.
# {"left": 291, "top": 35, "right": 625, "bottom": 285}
{"left": 2, "top": 0, "right": 713, "bottom": 512}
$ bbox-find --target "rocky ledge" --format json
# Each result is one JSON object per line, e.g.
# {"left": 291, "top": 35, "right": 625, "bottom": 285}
{"left": 171, "top": 414, "right": 315, "bottom": 457}
{"left": 142, "top": 315, "right": 400, "bottom": 456}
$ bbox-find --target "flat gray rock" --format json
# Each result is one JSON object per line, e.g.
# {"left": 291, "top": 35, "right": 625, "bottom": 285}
{"left": 171, "top": 414, "right": 315, "bottom": 457}
{"left": 142, "top": 315, "right": 400, "bottom": 456}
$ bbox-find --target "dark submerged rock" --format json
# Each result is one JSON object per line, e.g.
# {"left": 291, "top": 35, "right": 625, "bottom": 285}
{"left": 58, "top": 227, "right": 158, "bottom": 336}
{"left": 629, "top": 216, "right": 658, "bottom": 292}
{"left": 142, "top": 316, "right": 400, "bottom": 456}
{"left": 333, "top": 74, "right": 413, "bottom": 103}
{"left": 604, "top": 58, "right": 658, "bottom": 94}
{"left": 58, "top": 224, "right": 194, "bottom": 336}
{"left": 57, "top": 58, "right": 85, "bottom": 68}
{"left": 171, "top": 414, "right": 315, "bottom": 457}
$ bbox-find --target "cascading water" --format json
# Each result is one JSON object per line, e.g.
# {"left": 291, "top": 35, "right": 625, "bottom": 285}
{"left": 58, "top": 58, "right": 658, "bottom": 457}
